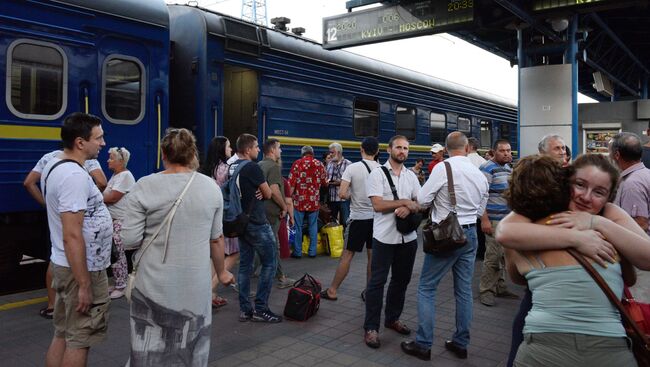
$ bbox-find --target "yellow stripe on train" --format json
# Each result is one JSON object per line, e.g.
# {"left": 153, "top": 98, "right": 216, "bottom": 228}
{"left": 268, "top": 136, "right": 433, "bottom": 153}
{"left": 0, "top": 125, "right": 61, "bottom": 140}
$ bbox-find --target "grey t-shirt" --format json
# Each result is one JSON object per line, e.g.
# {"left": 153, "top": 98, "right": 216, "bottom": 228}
{"left": 342, "top": 159, "right": 381, "bottom": 220}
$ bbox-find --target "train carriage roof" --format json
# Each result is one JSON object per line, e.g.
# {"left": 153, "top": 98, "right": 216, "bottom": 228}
{"left": 52, "top": 0, "right": 169, "bottom": 27}
{"left": 190, "top": 6, "right": 516, "bottom": 110}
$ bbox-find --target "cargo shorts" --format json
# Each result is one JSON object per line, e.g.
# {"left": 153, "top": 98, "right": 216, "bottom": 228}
{"left": 51, "top": 264, "right": 110, "bottom": 349}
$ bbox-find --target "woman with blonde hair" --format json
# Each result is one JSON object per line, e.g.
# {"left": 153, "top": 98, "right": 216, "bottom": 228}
{"left": 103, "top": 146, "right": 135, "bottom": 299}
{"left": 122, "top": 128, "right": 233, "bottom": 366}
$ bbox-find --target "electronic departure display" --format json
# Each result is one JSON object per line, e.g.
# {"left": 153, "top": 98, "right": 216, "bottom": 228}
{"left": 533, "top": 0, "right": 610, "bottom": 11}
{"left": 322, "top": 0, "right": 474, "bottom": 50}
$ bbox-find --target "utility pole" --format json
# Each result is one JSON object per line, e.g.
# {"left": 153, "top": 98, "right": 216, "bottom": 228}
{"left": 241, "top": 0, "right": 268, "bottom": 26}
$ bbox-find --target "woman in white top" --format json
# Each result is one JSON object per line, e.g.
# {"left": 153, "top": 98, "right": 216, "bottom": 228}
{"left": 103, "top": 147, "right": 136, "bottom": 299}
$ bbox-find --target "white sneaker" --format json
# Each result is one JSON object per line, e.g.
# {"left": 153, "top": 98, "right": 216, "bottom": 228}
{"left": 110, "top": 288, "right": 125, "bottom": 299}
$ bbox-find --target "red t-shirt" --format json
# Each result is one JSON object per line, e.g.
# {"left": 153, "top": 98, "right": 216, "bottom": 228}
{"left": 428, "top": 159, "right": 441, "bottom": 174}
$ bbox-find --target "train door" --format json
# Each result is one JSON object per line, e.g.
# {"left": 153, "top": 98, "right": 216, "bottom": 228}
{"left": 98, "top": 39, "right": 153, "bottom": 177}
{"left": 223, "top": 65, "right": 258, "bottom": 146}
{"left": 480, "top": 120, "right": 492, "bottom": 149}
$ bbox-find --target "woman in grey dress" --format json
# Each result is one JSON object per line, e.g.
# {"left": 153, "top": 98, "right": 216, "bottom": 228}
{"left": 121, "top": 128, "right": 234, "bottom": 366}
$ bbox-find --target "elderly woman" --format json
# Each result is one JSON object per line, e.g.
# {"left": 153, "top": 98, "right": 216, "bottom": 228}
{"left": 103, "top": 147, "right": 136, "bottom": 299}
{"left": 121, "top": 128, "right": 233, "bottom": 366}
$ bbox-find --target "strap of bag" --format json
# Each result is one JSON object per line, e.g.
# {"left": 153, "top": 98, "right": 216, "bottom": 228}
{"left": 443, "top": 161, "right": 457, "bottom": 210}
{"left": 232, "top": 160, "right": 255, "bottom": 215}
{"left": 360, "top": 160, "right": 372, "bottom": 174}
{"left": 43, "top": 159, "right": 85, "bottom": 198}
{"left": 567, "top": 248, "right": 650, "bottom": 348}
{"left": 380, "top": 166, "right": 400, "bottom": 201}
{"left": 133, "top": 171, "right": 197, "bottom": 271}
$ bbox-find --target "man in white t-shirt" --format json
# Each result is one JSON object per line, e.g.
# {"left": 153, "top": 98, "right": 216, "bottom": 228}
{"left": 321, "top": 137, "right": 380, "bottom": 301}
{"left": 363, "top": 135, "right": 421, "bottom": 349}
{"left": 23, "top": 151, "right": 106, "bottom": 320}
{"left": 42, "top": 113, "right": 112, "bottom": 367}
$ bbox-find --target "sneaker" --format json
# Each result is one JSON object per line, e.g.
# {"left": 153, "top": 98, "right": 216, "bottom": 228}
{"left": 251, "top": 309, "right": 283, "bottom": 323}
{"left": 110, "top": 288, "right": 125, "bottom": 299}
{"left": 479, "top": 292, "right": 495, "bottom": 306}
{"left": 39, "top": 307, "right": 54, "bottom": 320}
{"left": 239, "top": 311, "right": 252, "bottom": 322}
{"left": 276, "top": 276, "right": 295, "bottom": 289}
{"left": 364, "top": 329, "right": 380, "bottom": 349}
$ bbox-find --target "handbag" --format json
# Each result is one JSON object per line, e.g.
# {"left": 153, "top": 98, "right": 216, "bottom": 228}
{"left": 567, "top": 249, "right": 650, "bottom": 366}
{"left": 624, "top": 287, "right": 650, "bottom": 335}
{"left": 379, "top": 166, "right": 422, "bottom": 234}
{"left": 283, "top": 273, "right": 322, "bottom": 321}
{"left": 421, "top": 161, "right": 467, "bottom": 255}
{"left": 125, "top": 172, "right": 197, "bottom": 303}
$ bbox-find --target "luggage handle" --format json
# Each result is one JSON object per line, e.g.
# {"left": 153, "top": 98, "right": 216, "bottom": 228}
{"left": 294, "top": 273, "right": 320, "bottom": 291}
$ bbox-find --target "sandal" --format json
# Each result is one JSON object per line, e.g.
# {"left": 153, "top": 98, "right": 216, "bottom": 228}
{"left": 320, "top": 288, "right": 338, "bottom": 301}
{"left": 211, "top": 296, "right": 228, "bottom": 308}
{"left": 39, "top": 307, "right": 54, "bottom": 319}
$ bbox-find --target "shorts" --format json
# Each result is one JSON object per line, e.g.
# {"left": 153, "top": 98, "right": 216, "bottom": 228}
{"left": 344, "top": 219, "right": 373, "bottom": 252}
{"left": 51, "top": 264, "right": 110, "bottom": 349}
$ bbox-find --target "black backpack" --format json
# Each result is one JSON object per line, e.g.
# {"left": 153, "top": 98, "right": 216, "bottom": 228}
{"left": 221, "top": 160, "right": 253, "bottom": 238}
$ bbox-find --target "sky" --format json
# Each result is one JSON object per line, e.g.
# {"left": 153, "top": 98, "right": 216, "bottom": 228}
{"left": 166, "top": 0, "right": 597, "bottom": 103}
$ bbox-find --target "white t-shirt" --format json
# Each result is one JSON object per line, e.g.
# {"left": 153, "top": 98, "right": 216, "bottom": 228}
{"left": 468, "top": 152, "right": 487, "bottom": 168}
{"left": 366, "top": 161, "right": 420, "bottom": 244}
{"left": 418, "top": 156, "right": 489, "bottom": 226}
{"left": 41, "top": 158, "right": 113, "bottom": 271}
{"left": 105, "top": 170, "right": 136, "bottom": 220}
{"left": 32, "top": 150, "right": 101, "bottom": 174}
{"left": 341, "top": 159, "right": 381, "bottom": 220}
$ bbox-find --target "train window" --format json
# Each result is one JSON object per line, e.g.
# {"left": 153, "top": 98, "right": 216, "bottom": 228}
{"left": 353, "top": 99, "right": 379, "bottom": 137}
{"left": 429, "top": 112, "right": 446, "bottom": 143}
{"left": 7, "top": 40, "right": 67, "bottom": 120}
{"left": 102, "top": 56, "right": 145, "bottom": 124}
{"left": 480, "top": 120, "right": 492, "bottom": 148}
{"left": 500, "top": 123, "right": 511, "bottom": 140}
{"left": 395, "top": 105, "right": 416, "bottom": 140}
{"left": 457, "top": 117, "right": 471, "bottom": 133}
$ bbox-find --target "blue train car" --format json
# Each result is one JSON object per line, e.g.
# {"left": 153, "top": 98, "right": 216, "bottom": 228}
{"left": 168, "top": 5, "right": 517, "bottom": 174}
{"left": 0, "top": 0, "right": 169, "bottom": 272}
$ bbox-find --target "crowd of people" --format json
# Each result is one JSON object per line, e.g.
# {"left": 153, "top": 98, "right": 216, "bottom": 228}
{"left": 25, "top": 111, "right": 650, "bottom": 367}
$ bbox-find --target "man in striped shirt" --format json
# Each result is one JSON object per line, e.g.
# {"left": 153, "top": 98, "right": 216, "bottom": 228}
{"left": 478, "top": 139, "right": 518, "bottom": 307}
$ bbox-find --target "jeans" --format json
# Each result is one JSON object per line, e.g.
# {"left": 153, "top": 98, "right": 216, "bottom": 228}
{"left": 253, "top": 219, "right": 285, "bottom": 279}
{"left": 294, "top": 209, "right": 318, "bottom": 257}
{"left": 363, "top": 238, "right": 417, "bottom": 331}
{"left": 415, "top": 226, "right": 478, "bottom": 349}
{"left": 238, "top": 222, "right": 277, "bottom": 313}
{"left": 329, "top": 200, "right": 350, "bottom": 227}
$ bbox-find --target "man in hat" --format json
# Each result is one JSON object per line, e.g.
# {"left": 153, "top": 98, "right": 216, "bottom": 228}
{"left": 428, "top": 143, "right": 444, "bottom": 174}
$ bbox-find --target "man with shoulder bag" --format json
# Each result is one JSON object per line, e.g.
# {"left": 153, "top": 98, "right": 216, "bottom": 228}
{"left": 363, "top": 135, "right": 422, "bottom": 349}
{"left": 401, "top": 132, "right": 488, "bottom": 361}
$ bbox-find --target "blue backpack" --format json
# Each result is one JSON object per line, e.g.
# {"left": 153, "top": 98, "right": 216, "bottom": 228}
{"left": 221, "top": 160, "right": 252, "bottom": 238}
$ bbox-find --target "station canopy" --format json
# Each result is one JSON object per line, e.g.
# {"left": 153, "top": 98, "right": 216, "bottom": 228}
{"left": 324, "top": 0, "right": 650, "bottom": 102}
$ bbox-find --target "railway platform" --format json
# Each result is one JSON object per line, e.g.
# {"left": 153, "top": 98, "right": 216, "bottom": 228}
{"left": 2, "top": 240, "right": 649, "bottom": 367}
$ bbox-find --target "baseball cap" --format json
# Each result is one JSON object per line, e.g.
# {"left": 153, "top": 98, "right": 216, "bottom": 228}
{"left": 430, "top": 143, "right": 444, "bottom": 153}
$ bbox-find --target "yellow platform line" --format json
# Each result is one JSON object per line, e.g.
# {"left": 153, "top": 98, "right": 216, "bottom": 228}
{"left": 0, "top": 296, "right": 48, "bottom": 311}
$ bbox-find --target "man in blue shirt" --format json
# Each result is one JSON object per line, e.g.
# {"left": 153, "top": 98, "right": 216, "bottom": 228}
{"left": 478, "top": 139, "right": 518, "bottom": 307}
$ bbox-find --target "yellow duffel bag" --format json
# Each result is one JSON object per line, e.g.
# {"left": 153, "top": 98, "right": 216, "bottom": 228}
{"left": 302, "top": 234, "right": 328, "bottom": 255}
{"left": 322, "top": 224, "right": 344, "bottom": 258}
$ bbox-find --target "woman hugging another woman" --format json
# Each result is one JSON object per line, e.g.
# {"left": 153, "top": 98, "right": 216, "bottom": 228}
{"left": 496, "top": 154, "right": 650, "bottom": 367}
